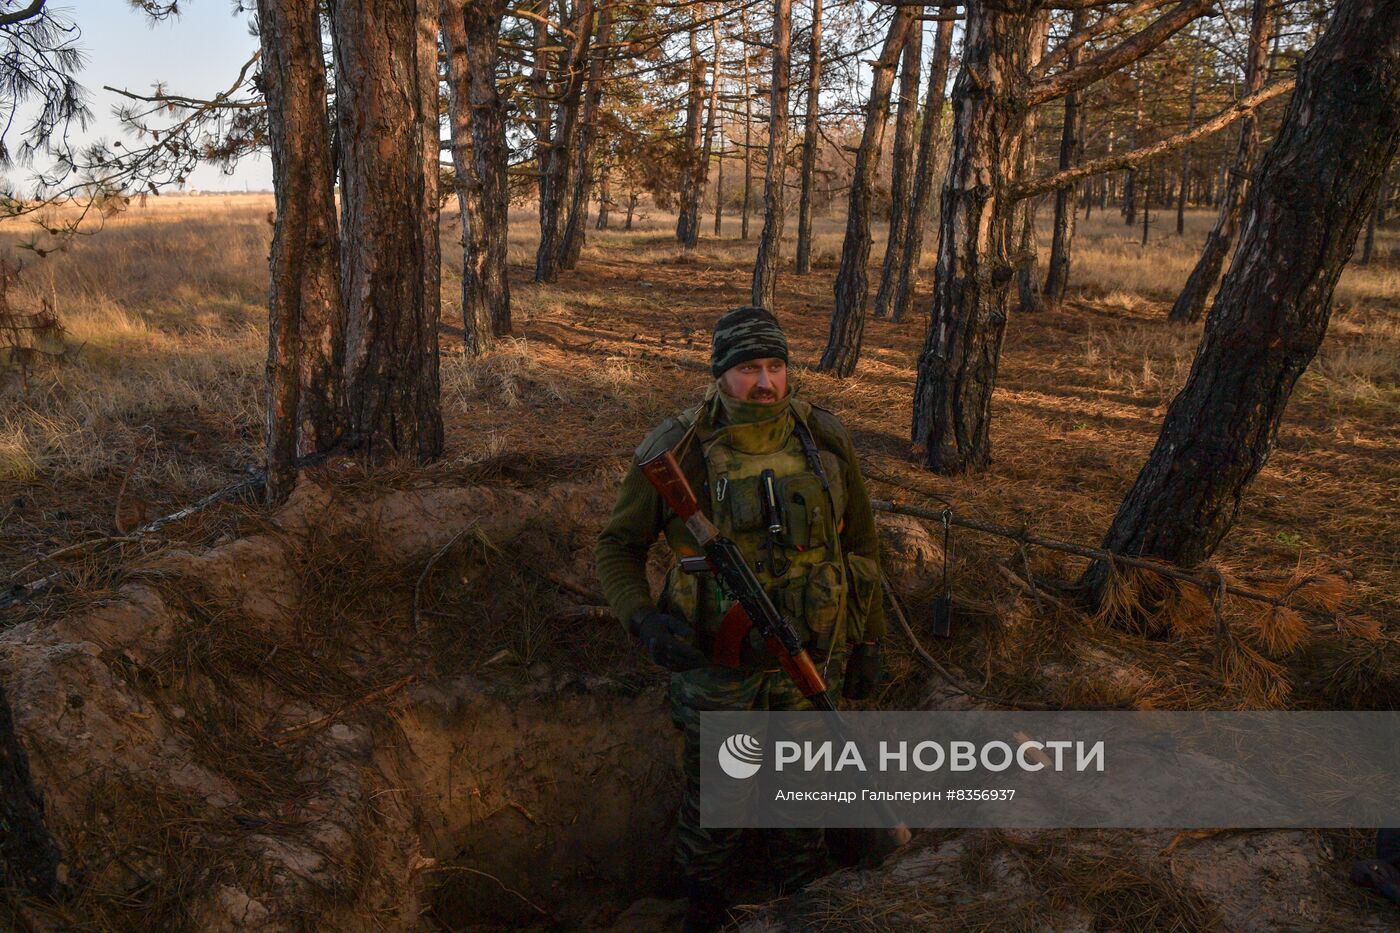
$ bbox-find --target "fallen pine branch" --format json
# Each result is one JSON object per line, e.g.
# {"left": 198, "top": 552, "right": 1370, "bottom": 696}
{"left": 273, "top": 674, "right": 418, "bottom": 746}
{"left": 5, "top": 536, "right": 143, "bottom": 583}
{"left": 1, "top": 471, "right": 265, "bottom": 612}
{"left": 412, "top": 528, "right": 470, "bottom": 632}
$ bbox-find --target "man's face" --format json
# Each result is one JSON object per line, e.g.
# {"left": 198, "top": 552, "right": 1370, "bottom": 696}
{"left": 718, "top": 357, "right": 788, "bottom": 403}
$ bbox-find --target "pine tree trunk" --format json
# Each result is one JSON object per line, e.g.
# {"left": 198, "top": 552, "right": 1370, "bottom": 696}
{"left": 562, "top": 4, "right": 613, "bottom": 269}
{"left": 794, "top": 0, "right": 823, "bottom": 275}
{"left": 1123, "top": 73, "right": 1142, "bottom": 226}
{"left": 890, "top": 11, "right": 956, "bottom": 324}
{"left": 1015, "top": 191, "right": 1046, "bottom": 312}
{"left": 741, "top": 4, "right": 754, "bottom": 242}
{"left": 1169, "top": 0, "right": 1272, "bottom": 322}
{"left": 535, "top": 0, "right": 595, "bottom": 283}
{"left": 1141, "top": 162, "right": 1151, "bottom": 244}
{"left": 872, "top": 19, "right": 924, "bottom": 316}
{"left": 1043, "top": 10, "right": 1085, "bottom": 309}
{"left": 912, "top": 4, "right": 1037, "bottom": 473}
{"left": 714, "top": 131, "right": 725, "bottom": 236}
{"left": 332, "top": 0, "right": 443, "bottom": 463}
{"left": 259, "top": 0, "right": 344, "bottom": 502}
{"left": 533, "top": 5, "right": 552, "bottom": 230}
{"left": 1014, "top": 13, "right": 1049, "bottom": 314}
{"left": 443, "top": 0, "right": 512, "bottom": 357}
{"left": 818, "top": 8, "right": 916, "bottom": 376}
{"left": 1177, "top": 27, "right": 1202, "bottom": 236}
{"left": 596, "top": 165, "right": 611, "bottom": 229}
{"left": 0, "top": 683, "right": 63, "bottom": 896}
{"left": 1085, "top": 0, "right": 1400, "bottom": 598}
{"left": 676, "top": 15, "right": 705, "bottom": 245}
{"left": 422, "top": 1, "right": 442, "bottom": 456}
{"left": 751, "top": 0, "right": 794, "bottom": 309}
{"left": 1359, "top": 186, "right": 1380, "bottom": 265}
{"left": 681, "top": 20, "right": 722, "bottom": 249}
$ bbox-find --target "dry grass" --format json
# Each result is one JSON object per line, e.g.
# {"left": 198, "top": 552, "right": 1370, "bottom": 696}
{"left": 1, "top": 196, "right": 267, "bottom": 592}
{"left": 1072, "top": 208, "right": 1400, "bottom": 307}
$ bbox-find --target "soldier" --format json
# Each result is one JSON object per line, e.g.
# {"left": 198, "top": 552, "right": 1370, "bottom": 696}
{"left": 595, "top": 306, "right": 887, "bottom": 932}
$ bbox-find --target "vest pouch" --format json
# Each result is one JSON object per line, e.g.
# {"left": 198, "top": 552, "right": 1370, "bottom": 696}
{"left": 776, "top": 574, "right": 802, "bottom": 618}
{"left": 801, "top": 561, "right": 847, "bottom": 656}
{"left": 768, "top": 575, "right": 805, "bottom": 647}
{"left": 843, "top": 553, "right": 880, "bottom": 646}
{"left": 774, "top": 473, "right": 829, "bottom": 550}
{"left": 722, "top": 475, "right": 765, "bottom": 533}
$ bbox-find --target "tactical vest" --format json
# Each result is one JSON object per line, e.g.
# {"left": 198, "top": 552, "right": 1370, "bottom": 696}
{"left": 655, "top": 391, "right": 876, "bottom": 671}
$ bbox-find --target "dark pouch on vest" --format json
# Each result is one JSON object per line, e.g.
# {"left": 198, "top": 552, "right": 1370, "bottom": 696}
{"left": 775, "top": 473, "right": 828, "bottom": 550}
{"left": 723, "top": 475, "right": 765, "bottom": 532}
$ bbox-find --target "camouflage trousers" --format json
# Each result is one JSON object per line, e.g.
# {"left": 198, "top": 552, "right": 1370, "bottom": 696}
{"left": 668, "top": 661, "right": 843, "bottom": 891}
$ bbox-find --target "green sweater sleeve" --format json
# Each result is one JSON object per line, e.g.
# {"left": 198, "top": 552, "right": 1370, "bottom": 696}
{"left": 838, "top": 433, "right": 887, "bottom": 642}
{"left": 594, "top": 460, "right": 665, "bottom": 633}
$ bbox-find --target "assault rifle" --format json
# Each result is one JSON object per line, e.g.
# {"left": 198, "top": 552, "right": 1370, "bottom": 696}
{"left": 640, "top": 448, "right": 912, "bottom": 854}
{"left": 639, "top": 449, "right": 835, "bottom": 710}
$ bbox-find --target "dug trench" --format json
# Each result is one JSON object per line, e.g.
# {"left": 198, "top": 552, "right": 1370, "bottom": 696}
{"left": 0, "top": 472, "right": 701, "bottom": 931}
{"left": 1, "top": 468, "right": 1395, "bottom": 931}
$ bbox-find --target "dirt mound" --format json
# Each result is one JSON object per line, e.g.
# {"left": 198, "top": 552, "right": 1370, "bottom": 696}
{"left": 737, "top": 828, "right": 1394, "bottom": 933}
{"left": 0, "top": 475, "right": 681, "bottom": 930}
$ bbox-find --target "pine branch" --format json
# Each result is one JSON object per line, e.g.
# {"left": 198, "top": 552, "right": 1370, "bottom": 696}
{"left": 1010, "top": 77, "right": 1294, "bottom": 202}
{"left": 1034, "top": 0, "right": 1175, "bottom": 80}
{"left": 1027, "top": 0, "right": 1216, "bottom": 107}
{"left": 0, "top": 0, "right": 45, "bottom": 28}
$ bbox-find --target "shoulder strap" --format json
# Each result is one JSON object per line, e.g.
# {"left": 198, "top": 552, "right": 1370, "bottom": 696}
{"left": 792, "top": 414, "right": 831, "bottom": 493}
{"left": 671, "top": 401, "right": 706, "bottom": 465}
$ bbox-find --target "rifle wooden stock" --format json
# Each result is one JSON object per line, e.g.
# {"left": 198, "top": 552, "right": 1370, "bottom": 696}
{"left": 639, "top": 451, "right": 700, "bottom": 520}
{"left": 775, "top": 642, "right": 836, "bottom": 710}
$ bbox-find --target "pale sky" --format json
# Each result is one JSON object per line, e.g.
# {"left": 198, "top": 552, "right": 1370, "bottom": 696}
{"left": 21, "top": 2, "right": 933, "bottom": 196}
{"left": 35, "top": 1, "right": 272, "bottom": 191}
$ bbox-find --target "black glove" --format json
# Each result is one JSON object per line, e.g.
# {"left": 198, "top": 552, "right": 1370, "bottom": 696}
{"left": 632, "top": 610, "right": 708, "bottom": 672}
{"left": 843, "top": 641, "right": 881, "bottom": 700}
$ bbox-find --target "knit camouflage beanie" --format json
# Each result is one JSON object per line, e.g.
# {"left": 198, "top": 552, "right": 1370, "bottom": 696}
{"left": 710, "top": 306, "right": 789, "bottom": 378}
